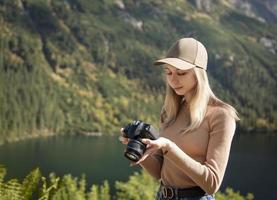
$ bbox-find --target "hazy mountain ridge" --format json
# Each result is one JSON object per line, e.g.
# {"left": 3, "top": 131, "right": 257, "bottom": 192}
{"left": 0, "top": 0, "right": 276, "bottom": 142}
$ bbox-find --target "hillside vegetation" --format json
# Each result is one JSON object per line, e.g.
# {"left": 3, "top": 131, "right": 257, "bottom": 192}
{"left": 0, "top": 0, "right": 276, "bottom": 143}
{"left": 0, "top": 165, "right": 254, "bottom": 200}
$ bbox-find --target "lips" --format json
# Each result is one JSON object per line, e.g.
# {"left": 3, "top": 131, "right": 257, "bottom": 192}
{"left": 174, "top": 86, "right": 183, "bottom": 90}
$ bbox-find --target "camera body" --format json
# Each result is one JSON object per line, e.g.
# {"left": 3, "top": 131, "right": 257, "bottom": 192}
{"left": 122, "top": 120, "right": 159, "bottom": 162}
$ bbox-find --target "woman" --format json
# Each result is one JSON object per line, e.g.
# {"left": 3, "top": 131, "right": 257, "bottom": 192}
{"left": 120, "top": 38, "right": 239, "bottom": 200}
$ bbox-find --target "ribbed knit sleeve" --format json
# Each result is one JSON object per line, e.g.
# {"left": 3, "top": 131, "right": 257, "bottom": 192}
{"left": 164, "top": 107, "right": 236, "bottom": 194}
{"left": 140, "top": 150, "right": 163, "bottom": 180}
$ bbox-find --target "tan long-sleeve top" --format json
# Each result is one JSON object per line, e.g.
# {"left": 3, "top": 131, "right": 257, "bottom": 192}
{"left": 140, "top": 105, "right": 236, "bottom": 194}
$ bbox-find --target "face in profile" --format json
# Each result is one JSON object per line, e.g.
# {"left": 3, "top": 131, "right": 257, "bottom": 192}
{"left": 164, "top": 64, "right": 197, "bottom": 96}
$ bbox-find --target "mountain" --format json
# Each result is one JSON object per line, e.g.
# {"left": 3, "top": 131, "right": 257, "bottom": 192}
{"left": 0, "top": 0, "right": 276, "bottom": 143}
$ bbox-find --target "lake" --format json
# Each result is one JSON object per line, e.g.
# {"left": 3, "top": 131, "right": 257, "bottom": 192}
{"left": 0, "top": 133, "right": 276, "bottom": 199}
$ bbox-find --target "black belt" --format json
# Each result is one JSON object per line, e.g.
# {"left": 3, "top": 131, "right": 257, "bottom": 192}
{"left": 159, "top": 184, "right": 206, "bottom": 199}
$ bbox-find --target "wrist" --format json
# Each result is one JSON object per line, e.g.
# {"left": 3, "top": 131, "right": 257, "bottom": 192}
{"left": 161, "top": 138, "right": 173, "bottom": 155}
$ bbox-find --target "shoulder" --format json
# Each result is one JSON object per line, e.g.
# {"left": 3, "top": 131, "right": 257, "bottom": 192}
{"left": 206, "top": 105, "right": 233, "bottom": 119}
{"left": 206, "top": 105, "right": 236, "bottom": 132}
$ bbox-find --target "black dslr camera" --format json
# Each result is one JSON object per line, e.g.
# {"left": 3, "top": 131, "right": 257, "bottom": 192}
{"left": 122, "top": 120, "right": 159, "bottom": 162}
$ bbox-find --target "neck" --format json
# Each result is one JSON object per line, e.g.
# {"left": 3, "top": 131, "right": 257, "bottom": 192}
{"left": 184, "top": 92, "right": 193, "bottom": 103}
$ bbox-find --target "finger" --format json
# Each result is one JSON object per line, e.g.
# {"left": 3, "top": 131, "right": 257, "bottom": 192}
{"left": 143, "top": 148, "right": 156, "bottom": 158}
{"left": 120, "top": 128, "right": 127, "bottom": 135}
{"left": 142, "top": 139, "right": 158, "bottom": 149}
{"left": 119, "top": 137, "right": 128, "bottom": 144}
{"left": 118, "top": 136, "right": 128, "bottom": 144}
{"left": 141, "top": 138, "right": 152, "bottom": 145}
{"left": 130, "top": 162, "right": 137, "bottom": 167}
{"left": 132, "top": 151, "right": 151, "bottom": 165}
{"left": 135, "top": 148, "right": 156, "bottom": 165}
{"left": 135, "top": 155, "right": 148, "bottom": 164}
{"left": 135, "top": 152, "right": 150, "bottom": 165}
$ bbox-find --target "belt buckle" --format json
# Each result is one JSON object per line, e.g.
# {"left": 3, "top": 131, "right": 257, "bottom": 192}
{"left": 161, "top": 186, "right": 174, "bottom": 199}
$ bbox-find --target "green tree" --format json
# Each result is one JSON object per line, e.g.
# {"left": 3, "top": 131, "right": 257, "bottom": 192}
{"left": 115, "top": 170, "right": 159, "bottom": 200}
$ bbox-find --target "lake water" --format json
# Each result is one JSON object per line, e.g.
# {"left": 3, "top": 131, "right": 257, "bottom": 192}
{"left": 0, "top": 133, "right": 276, "bottom": 199}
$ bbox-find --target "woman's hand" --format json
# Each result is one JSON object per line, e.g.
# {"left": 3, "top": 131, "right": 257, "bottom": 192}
{"left": 118, "top": 128, "right": 172, "bottom": 167}
{"left": 131, "top": 137, "right": 171, "bottom": 166}
{"left": 118, "top": 128, "right": 128, "bottom": 145}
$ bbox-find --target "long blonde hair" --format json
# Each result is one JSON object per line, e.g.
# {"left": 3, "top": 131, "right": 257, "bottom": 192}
{"left": 161, "top": 67, "right": 239, "bottom": 133}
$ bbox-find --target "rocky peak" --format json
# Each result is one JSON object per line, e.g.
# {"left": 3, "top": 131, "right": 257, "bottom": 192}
{"left": 227, "top": 0, "right": 266, "bottom": 22}
{"left": 227, "top": 0, "right": 277, "bottom": 23}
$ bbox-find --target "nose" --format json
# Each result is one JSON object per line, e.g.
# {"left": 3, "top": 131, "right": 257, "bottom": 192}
{"left": 169, "top": 73, "right": 179, "bottom": 85}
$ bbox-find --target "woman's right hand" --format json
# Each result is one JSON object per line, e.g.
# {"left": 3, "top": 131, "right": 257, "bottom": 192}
{"left": 118, "top": 128, "right": 129, "bottom": 145}
{"left": 119, "top": 128, "right": 138, "bottom": 167}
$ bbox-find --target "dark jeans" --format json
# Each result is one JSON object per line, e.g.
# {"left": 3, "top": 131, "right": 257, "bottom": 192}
{"left": 155, "top": 190, "right": 215, "bottom": 200}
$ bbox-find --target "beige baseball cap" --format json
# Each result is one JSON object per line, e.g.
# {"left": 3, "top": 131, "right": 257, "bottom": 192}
{"left": 154, "top": 38, "right": 208, "bottom": 70}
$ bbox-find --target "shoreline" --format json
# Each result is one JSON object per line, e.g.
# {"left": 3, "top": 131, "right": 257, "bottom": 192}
{"left": 0, "top": 128, "right": 276, "bottom": 146}
{"left": 0, "top": 130, "right": 107, "bottom": 146}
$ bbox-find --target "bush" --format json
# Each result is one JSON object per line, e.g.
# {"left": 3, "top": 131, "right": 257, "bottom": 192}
{"left": 0, "top": 165, "right": 254, "bottom": 200}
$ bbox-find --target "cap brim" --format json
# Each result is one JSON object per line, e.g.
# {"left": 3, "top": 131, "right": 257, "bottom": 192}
{"left": 154, "top": 58, "right": 195, "bottom": 70}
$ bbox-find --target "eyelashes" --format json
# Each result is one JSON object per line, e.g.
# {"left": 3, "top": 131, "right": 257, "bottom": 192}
{"left": 177, "top": 72, "right": 187, "bottom": 76}
{"left": 165, "top": 71, "right": 187, "bottom": 76}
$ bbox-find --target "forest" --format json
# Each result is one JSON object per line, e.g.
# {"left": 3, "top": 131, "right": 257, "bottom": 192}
{"left": 0, "top": 0, "right": 276, "bottom": 143}
{"left": 0, "top": 0, "right": 276, "bottom": 199}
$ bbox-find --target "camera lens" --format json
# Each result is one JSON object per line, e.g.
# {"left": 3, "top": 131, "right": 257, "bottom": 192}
{"left": 124, "top": 139, "right": 146, "bottom": 162}
{"left": 125, "top": 152, "right": 140, "bottom": 162}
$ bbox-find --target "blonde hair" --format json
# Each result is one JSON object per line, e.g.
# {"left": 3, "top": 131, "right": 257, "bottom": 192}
{"left": 161, "top": 67, "right": 239, "bottom": 133}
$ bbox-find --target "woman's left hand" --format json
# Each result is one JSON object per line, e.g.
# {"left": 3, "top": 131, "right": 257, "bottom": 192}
{"left": 131, "top": 137, "right": 171, "bottom": 166}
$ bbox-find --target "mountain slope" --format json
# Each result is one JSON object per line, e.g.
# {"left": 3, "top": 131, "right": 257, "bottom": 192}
{"left": 0, "top": 0, "right": 276, "bottom": 142}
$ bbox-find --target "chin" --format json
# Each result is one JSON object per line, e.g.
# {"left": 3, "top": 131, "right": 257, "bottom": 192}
{"left": 174, "top": 90, "right": 186, "bottom": 96}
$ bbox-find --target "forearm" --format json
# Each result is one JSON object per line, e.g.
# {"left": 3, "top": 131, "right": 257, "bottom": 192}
{"left": 139, "top": 154, "right": 163, "bottom": 180}
{"left": 164, "top": 141, "right": 221, "bottom": 194}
